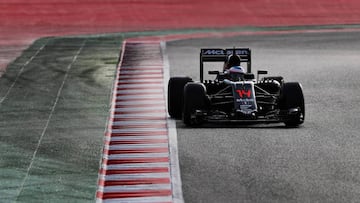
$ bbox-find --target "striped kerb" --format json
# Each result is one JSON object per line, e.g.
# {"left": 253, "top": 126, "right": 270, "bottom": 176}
{"left": 96, "top": 41, "right": 173, "bottom": 203}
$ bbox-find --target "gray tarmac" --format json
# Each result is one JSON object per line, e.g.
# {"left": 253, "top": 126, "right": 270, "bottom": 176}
{"left": 167, "top": 31, "right": 360, "bottom": 203}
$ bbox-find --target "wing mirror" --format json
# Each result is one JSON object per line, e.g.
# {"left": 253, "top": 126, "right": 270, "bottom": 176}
{"left": 208, "top": 71, "right": 220, "bottom": 75}
{"left": 257, "top": 70, "right": 268, "bottom": 81}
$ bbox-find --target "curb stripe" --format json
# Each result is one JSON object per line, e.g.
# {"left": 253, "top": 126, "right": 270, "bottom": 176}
{"left": 106, "top": 143, "right": 168, "bottom": 150}
{"left": 120, "top": 70, "right": 163, "bottom": 74}
{"left": 117, "top": 87, "right": 164, "bottom": 91}
{"left": 111, "top": 124, "right": 166, "bottom": 129}
{"left": 117, "top": 80, "right": 163, "bottom": 83}
{"left": 109, "top": 139, "right": 168, "bottom": 145}
{"left": 105, "top": 149, "right": 169, "bottom": 154}
{"left": 114, "top": 106, "right": 165, "bottom": 111}
{"left": 104, "top": 157, "right": 170, "bottom": 165}
{"left": 108, "top": 131, "right": 168, "bottom": 136}
{"left": 117, "top": 89, "right": 163, "bottom": 94}
{"left": 114, "top": 98, "right": 164, "bottom": 102}
{"left": 97, "top": 190, "right": 172, "bottom": 199}
{"left": 112, "top": 120, "right": 166, "bottom": 124}
{"left": 98, "top": 197, "right": 171, "bottom": 203}
{"left": 99, "top": 178, "right": 171, "bottom": 186}
{"left": 103, "top": 162, "right": 170, "bottom": 169}
{"left": 105, "top": 154, "right": 169, "bottom": 159}
{"left": 115, "top": 100, "right": 165, "bottom": 104}
{"left": 110, "top": 127, "right": 167, "bottom": 131}
{"left": 112, "top": 117, "right": 166, "bottom": 122}
{"left": 115, "top": 103, "right": 164, "bottom": 108}
{"left": 100, "top": 186, "right": 171, "bottom": 193}
{"left": 120, "top": 67, "right": 164, "bottom": 71}
{"left": 100, "top": 173, "right": 170, "bottom": 180}
{"left": 109, "top": 136, "right": 168, "bottom": 141}
{"left": 99, "top": 168, "right": 169, "bottom": 175}
{"left": 117, "top": 84, "right": 164, "bottom": 89}
{"left": 97, "top": 41, "right": 181, "bottom": 202}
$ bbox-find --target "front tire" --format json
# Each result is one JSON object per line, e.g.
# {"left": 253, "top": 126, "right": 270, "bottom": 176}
{"left": 168, "top": 77, "right": 193, "bottom": 118}
{"left": 183, "top": 83, "right": 207, "bottom": 126}
{"left": 279, "top": 82, "right": 305, "bottom": 127}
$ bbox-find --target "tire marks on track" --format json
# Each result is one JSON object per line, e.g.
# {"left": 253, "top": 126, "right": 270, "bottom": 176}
{"left": 15, "top": 39, "right": 87, "bottom": 201}
{"left": 0, "top": 41, "right": 48, "bottom": 105}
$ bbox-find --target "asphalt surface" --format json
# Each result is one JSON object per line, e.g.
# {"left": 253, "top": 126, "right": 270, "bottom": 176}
{"left": 167, "top": 31, "right": 360, "bottom": 202}
{"left": 0, "top": 36, "right": 122, "bottom": 202}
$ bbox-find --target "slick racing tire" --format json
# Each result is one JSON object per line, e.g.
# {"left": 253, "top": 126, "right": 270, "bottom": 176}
{"left": 183, "top": 83, "right": 207, "bottom": 126}
{"left": 168, "top": 77, "right": 193, "bottom": 118}
{"left": 279, "top": 82, "right": 305, "bottom": 127}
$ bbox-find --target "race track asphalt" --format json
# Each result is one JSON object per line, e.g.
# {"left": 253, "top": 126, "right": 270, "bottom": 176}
{"left": 167, "top": 31, "right": 360, "bottom": 202}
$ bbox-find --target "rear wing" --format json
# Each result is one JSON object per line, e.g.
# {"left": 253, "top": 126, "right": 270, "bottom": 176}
{"left": 200, "top": 48, "right": 251, "bottom": 82}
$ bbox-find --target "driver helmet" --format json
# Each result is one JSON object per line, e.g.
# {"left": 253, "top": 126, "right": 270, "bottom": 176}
{"left": 229, "top": 65, "right": 245, "bottom": 74}
{"left": 227, "top": 54, "right": 241, "bottom": 67}
{"left": 228, "top": 65, "right": 245, "bottom": 81}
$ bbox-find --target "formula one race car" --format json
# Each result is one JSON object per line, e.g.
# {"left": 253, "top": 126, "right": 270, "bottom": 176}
{"left": 168, "top": 48, "right": 305, "bottom": 127}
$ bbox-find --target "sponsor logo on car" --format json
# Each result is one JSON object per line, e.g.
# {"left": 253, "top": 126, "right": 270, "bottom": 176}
{"left": 236, "top": 89, "right": 252, "bottom": 98}
{"left": 202, "top": 49, "right": 249, "bottom": 56}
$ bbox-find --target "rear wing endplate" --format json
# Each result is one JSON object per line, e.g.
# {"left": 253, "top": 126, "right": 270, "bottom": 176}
{"left": 200, "top": 48, "right": 251, "bottom": 82}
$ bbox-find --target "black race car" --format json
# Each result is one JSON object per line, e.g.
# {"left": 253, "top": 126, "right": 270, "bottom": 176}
{"left": 168, "top": 48, "right": 305, "bottom": 127}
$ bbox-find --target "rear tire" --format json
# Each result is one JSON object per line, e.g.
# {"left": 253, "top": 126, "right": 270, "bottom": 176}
{"left": 183, "top": 83, "right": 207, "bottom": 126}
{"left": 279, "top": 82, "right": 305, "bottom": 127}
{"left": 168, "top": 77, "right": 193, "bottom": 118}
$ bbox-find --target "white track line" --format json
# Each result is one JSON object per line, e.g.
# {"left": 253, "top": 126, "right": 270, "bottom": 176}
{"left": 161, "top": 41, "right": 184, "bottom": 203}
{"left": 15, "top": 40, "right": 86, "bottom": 200}
{"left": 0, "top": 41, "right": 48, "bottom": 105}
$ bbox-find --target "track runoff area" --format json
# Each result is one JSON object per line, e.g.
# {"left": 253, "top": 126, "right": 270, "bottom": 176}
{"left": 0, "top": 35, "right": 182, "bottom": 202}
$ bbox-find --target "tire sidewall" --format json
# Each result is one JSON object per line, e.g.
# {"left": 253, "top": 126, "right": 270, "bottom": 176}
{"left": 168, "top": 77, "right": 192, "bottom": 118}
{"left": 183, "top": 82, "right": 207, "bottom": 126}
{"left": 279, "top": 82, "right": 305, "bottom": 126}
